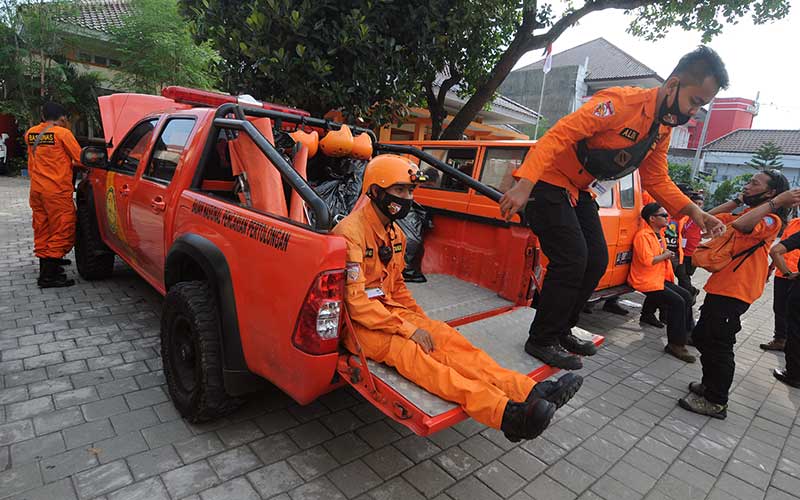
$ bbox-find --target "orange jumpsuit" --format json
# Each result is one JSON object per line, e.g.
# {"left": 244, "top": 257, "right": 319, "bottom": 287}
{"left": 515, "top": 87, "right": 691, "bottom": 215}
{"left": 332, "top": 201, "right": 535, "bottom": 428}
{"left": 25, "top": 122, "right": 81, "bottom": 259}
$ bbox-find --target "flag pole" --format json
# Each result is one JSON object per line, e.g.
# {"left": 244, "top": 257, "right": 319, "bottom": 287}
{"left": 534, "top": 72, "right": 547, "bottom": 140}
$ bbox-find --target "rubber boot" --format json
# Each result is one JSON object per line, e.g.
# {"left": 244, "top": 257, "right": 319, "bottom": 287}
{"left": 527, "top": 373, "right": 584, "bottom": 409}
{"left": 501, "top": 398, "right": 556, "bottom": 443}
{"left": 37, "top": 258, "right": 75, "bottom": 288}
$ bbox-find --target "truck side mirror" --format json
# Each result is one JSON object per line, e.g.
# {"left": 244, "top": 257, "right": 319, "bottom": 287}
{"left": 80, "top": 146, "right": 108, "bottom": 169}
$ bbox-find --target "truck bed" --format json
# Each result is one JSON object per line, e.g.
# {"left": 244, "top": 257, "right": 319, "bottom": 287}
{"left": 344, "top": 275, "right": 602, "bottom": 435}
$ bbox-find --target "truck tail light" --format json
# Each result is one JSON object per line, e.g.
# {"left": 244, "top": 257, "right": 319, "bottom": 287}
{"left": 293, "top": 270, "right": 345, "bottom": 355}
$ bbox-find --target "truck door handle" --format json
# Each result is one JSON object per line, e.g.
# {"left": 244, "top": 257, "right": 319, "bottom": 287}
{"left": 119, "top": 184, "right": 131, "bottom": 197}
{"left": 151, "top": 196, "right": 166, "bottom": 212}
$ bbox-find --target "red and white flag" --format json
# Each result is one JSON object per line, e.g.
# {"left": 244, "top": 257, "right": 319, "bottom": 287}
{"left": 542, "top": 44, "right": 553, "bottom": 74}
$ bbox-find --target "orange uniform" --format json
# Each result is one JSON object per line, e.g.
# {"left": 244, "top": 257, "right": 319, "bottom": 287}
{"left": 780, "top": 218, "right": 800, "bottom": 276}
{"left": 25, "top": 122, "right": 81, "bottom": 259}
{"left": 704, "top": 212, "right": 782, "bottom": 304}
{"left": 333, "top": 201, "right": 535, "bottom": 428}
{"left": 628, "top": 227, "right": 675, "bottom": 293}
{"left": 515, "top": 87, "right": 691, "bottom": 215}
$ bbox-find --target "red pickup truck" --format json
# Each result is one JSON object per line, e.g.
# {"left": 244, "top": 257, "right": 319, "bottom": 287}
{"left": 75, "top": 87, "right": 602, "bottom": 436}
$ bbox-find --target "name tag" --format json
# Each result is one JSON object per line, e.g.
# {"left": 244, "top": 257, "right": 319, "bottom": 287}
{"left": 366, "top": 287, "right": 385, "bottom": 299}
{"left": 588, "top": 179, "right": 615, "bottom": 198}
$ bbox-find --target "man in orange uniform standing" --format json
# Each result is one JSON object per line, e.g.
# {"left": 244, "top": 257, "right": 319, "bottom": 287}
{"left": 334, "top": 154, "right": 583, "bottom": 441}
{"left": 680, "top": 172, "right": 800, "bottom": 418}
{"left": 629, "top": 203, "right": 695, "bottom": 362}
{"left": 499, "top": 46, "right": 728, "bottom": 369}
{"left": 25, "top": 102, "right": 81, "bottom": 288}
{"left": 760, "top": 214, "right": 800, "bottom": 351}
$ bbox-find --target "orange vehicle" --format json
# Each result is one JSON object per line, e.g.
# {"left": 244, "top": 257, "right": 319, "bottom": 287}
{"left": 386, "top": 140, "right": 645, "bottom": 302}
{"left": 75, "top": 87, "right": 602, "bottom": 436}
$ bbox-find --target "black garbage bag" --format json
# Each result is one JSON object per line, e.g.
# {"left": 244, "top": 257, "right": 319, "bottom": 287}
{"left": 397, "top": 201, "right": 432, "bottom": 272}
{"left": 309, "top": 159, "right": 368, "bottom": 227}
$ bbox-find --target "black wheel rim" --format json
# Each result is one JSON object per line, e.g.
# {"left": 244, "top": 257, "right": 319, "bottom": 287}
{"left": 170, "top": 316, "right": 197, "bottom": 394}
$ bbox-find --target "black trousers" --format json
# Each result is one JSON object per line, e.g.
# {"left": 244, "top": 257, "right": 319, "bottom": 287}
{"left": 643, "top": 282, "right": 694, "bottom": 345}
{"left": 675, "top": 257, "right": 697, "bottom": 296}
{"left": 693, "top": 293, "right": 750, "bottom": 405}
{"left": 526, "top": 182, "right": 608, "bottom": 345}
{"left": 784, "top": 281, "right": 800, "bottom": 375}
{"left": 773, "top": 277, "right": 792, "bottom": 340}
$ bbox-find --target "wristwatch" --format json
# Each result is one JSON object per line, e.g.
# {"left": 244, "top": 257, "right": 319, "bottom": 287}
{"left": 732, "top": 197, "right": 743, "bottom": 206}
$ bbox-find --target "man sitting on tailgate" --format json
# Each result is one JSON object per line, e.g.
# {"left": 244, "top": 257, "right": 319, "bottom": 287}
{"left": 332, "top": 154, "right": 582, "bottom": 442}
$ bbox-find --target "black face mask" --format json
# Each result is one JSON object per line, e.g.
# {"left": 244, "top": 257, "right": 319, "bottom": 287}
{"left": 743, "top": 190, "right": 771, "bottom": 207}
{"left": 376, "top": 191, "right": 412, "bottom": 221}
{"left": 658, "top": 83, "right": 692, "bottom": 127}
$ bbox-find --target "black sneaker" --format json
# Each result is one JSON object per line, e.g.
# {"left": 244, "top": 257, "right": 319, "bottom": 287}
{"left": 602, "top": 300, "right": 629, "bottom": 316}
{"left": 527, "top": 373, "right": 583, "bottom": 409}
{"left": 640, "top": 314, "right": 665, "bottom": 328}
{"left": 524, "top": 340, "right": 583, "bottom": 370}
{"left": 402, "top": 270, "right": 427, "bottom": 283}
{"left": 688, "top": 381, "right": 705, "bottom": 397}
{"left": 560, "top": 332, "right": 597, "bottom": 356}
{"left": 774, "top": 368, "right": 800, "bottom": 389}
{"left": 501, "top": 399, "right": 556, "bottom": 442}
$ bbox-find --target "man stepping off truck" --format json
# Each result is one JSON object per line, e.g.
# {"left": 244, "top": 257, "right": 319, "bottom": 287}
{"left": 333, "top": 154, "right": 582, "bottom": 441}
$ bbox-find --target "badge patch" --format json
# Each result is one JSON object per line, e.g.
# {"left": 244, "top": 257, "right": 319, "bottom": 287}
{"left": 346, "top": 263, "right": 361, "bottom": 282}
{"left": 619, "top": 128, "right": 639, "bottom": 141}
{"left": 365, "top": 248, "right": 374, "bottom": 258}
{"left": 592, "top": 101, "right": 615, "bottom": 118}
{"left": 27, "top": 132, "right": 55, "bottom": 145}
{"left": 393, "top": 242, "right": 403, "bottom": 253}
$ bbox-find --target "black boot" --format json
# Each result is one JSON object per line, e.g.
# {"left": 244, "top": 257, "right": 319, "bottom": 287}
{"left": 602, "top": 300, "right": 629, "bottom": 315}
{"left": 527, "top": 373, "right": 583, "bottom": 409}
{"left": 402, "top": 269, "right": 427, "bottom": 283}
{"left": 640, "top": 313, "right": 665, "bottom": 328}
{"left": 560, "top": 332, "right": 597, "bottom": 356}
{"left": 501, "top": 399, "right": 556, "bottom": 442}
{"left": 37, "top": 258, "right": 75, "bottom": 288}
{"left": 525, "top": 340, "right": 583, "bottom": 370}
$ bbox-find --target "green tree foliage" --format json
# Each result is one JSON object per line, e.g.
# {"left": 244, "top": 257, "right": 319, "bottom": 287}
{"left": 111, "top": 0, "right": 219, "bottom": 94}
{"left": 709, "top": 173, "right": 752, "bottom": 208}
{"left": 668, "top": 161, "right": 709, "bottom": 193}
{"left": 746, "top": 140, "right": 783, "bottom": 170}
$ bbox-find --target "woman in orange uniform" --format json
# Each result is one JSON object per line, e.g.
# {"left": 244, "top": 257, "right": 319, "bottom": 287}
{"left": 333, "top": 155, "right": 582, "bottom": 442}
{"left": 498, "top": 47, "right": 728, "bottom": 370}
{"left": 760, "top": 215, "right": 800, "bottom": 351}
{"left": 680, "top": 172, "right": 800, "bottom": 419}
{"left": 25, "top": 102, "right": 81, "bottom": 288}
{"left": 629, "top": 203, "right": 695, "bottom": 362}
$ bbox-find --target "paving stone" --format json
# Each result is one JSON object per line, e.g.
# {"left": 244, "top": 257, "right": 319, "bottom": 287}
{"left": 6, "top": 478, "right": 77, "bottom": 500}
{"left": 668, "top": 459, "right": 716, "bottom": 492}
{"left": 207, "top": 445, "right": 262, "bottom": 481}
{"left": 141, "top": 419, "right": 192, "bottom": 448}
{"left": 200, "top": 476, "right": 261, "bottom": 500}
{"left": 357, "top": 421, "right": 402, "bottom": 449}
{"left": 174, "top": 433, "right": 226, "bottom": 463}
{"left": 63, "top": 419, "right": 114, "bottom": 449}
{"left": 324, "top": 432, "right": 371, "bottom": 463}
{"left": 433, "top": 445, "right": 482, "bottom": 480}
{"left": 546, "top": 459, "right": 595, "bottom": 494}
{"left": 27, "top": 378, "right": 72, "bottom": 398}
{"left": 525, "top": 473, "right": 578, "bottom": 500}
{"left": 250, "top": 432, "right": 301, "bottom": 465}
{"left": 254, "top": 409, "right": 299, "bottom": 435}
{"left": 287, "top": 421, "right": 333, "bottom": 450}
{"left": 0, "top": 420, "right": 35, "bottom": 446}
{"left": 123, "top": 387, "right": 167, "bottom": 410}
{"left": 289, "top": 476, "right": 346, "bottom": 500}
{"left": 0, "top": 463, "right": 43, "bottom": 499}
{"left": 321, "top": 409, "right": 365, "bottom": 436}
{"left": 607, "top": 460, "right": 658, "bottom": 495}
{"left": 394, "top": 435, "right": 443, "bottom": 463}
{"left": 248, "top": 460, "right": 304, "bottom": 498}
{"left": 362, "top": 445, "right": 415, "bottom": 480}
{"left": 521, "top": 437, "right": 567, "bottom": 465}
{"left": 74, "top": 460, "right": 133, "bottom": 499}
{"left": 127, "top": 445, "right": 183, "bottom": 480}
{"left": 590, "top": 475, "right": 641, "bottom": 500}
{"left": 566, "top": 447, "right": 613, "bottom": 477}
{"left": 400, "top": 459, "right": 455, "bottom": 497}
{"left": 107, "top": 476, "right": 170, "bottom": 500}
{"left": 328, "top": 459, "right": 383, "bottom": 499}
{"left": 216, "top": 419, "right": 264, "bottom": 447}
{"left": 33, "top": 407, "right": 84, "bottom": 435}
{"left": 10, "top": 432, "right": 65, "bottom": 464}
{"left": 500, "top": 447, "right": 548, "bottom": 480}
{"left": 622, "top": 447, "right": 670, "bottom": 479}
{"left": 0, "top": 387, "right": 28, "bottom": 405}
{"left": 96, "top": 378, "right": 140, "bottom": 399}
{"left": 46, "top": 360, "right": 87, "bottom": 379}
{"left": 81, "top": 395, "right": 129, "bottom": 421}
{"left": 161, "top": 460, "right": 220, "bottom": 498}
{"left": 40, "top": 447, "right": 99, "bottom": 482}
{"left": 94, "top": 431, "right": 149, "bottom": 464}
{"left": 7, "top": 397, "right": 53, "bottom": 422}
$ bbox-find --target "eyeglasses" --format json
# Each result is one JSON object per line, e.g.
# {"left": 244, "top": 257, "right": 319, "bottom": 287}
{"left": 653, "top": 213, "right": 669, "bottom": 218}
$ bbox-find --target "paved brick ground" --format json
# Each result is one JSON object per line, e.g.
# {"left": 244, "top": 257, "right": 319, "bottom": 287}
{"left": 2, "top": 175, "right": 800, "bottom": 500}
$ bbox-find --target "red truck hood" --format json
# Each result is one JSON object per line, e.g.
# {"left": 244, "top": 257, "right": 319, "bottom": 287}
{"left": 99, "top": 93, "right": 191, "bottom": 155}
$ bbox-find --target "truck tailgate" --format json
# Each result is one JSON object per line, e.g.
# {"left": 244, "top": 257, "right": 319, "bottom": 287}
{"left": 338, "top": 275, "right": 604, "bottom": 436}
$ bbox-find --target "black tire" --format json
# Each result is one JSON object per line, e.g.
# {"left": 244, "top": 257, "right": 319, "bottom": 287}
{"left": 161, "top": 281, "right": 240, "bottom": 422}
{"left": 75, "top": 198, "right": 114, "bottom": 280}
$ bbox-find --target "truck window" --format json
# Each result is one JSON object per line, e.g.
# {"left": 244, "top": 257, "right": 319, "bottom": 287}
{"left": 597, "top": 185, "right": 614, "bottom": 208}
{"left": 420, "top": 148, "right": 476, "bottom": 192}
{"left": 479, "top": 147, "right": 527, "bottom": 193}
{"left": 144, "top": 118, "right": 195, "bottom": 183}
{"left": 619, "top": 173, "right": 635, "bottom": 208}
{"left": 109, "top": 119, "right": 158, "bottom": 175}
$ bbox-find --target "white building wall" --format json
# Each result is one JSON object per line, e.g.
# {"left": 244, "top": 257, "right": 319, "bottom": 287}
{"left": 702, "top": 151, "right": 800, "bottom": 190}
